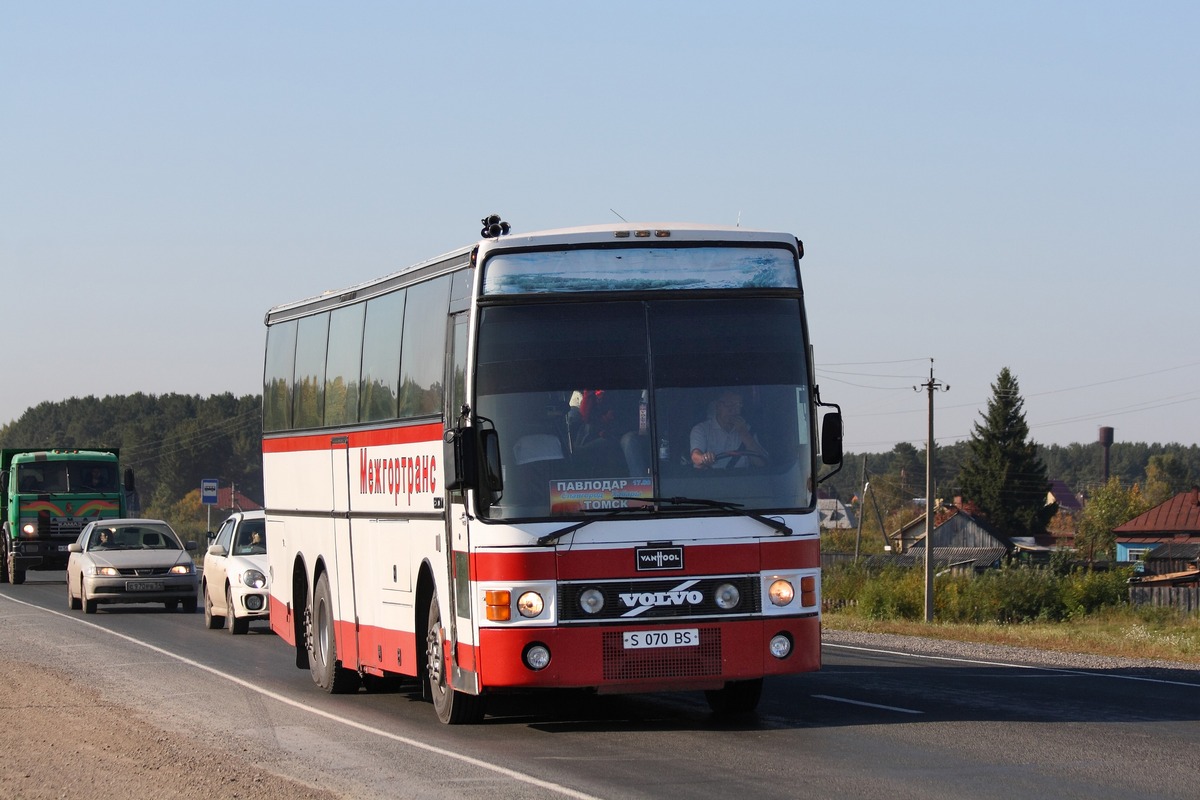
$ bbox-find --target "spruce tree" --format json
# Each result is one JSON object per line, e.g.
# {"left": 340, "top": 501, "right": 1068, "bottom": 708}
{"left": 957, "top": 367, "right": 1056, "bottom": 535}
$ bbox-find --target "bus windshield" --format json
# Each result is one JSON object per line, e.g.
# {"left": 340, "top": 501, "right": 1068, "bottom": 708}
{"left": 474, "top": 297, "right": 813, "bottom": 520}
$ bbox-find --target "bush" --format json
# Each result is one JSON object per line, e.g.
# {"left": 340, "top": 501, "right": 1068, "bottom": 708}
{"left": 823, "top": 561, "right": 1132, "bottom": 625}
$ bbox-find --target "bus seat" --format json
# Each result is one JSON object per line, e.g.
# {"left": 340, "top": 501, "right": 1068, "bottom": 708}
{"left": 513, "top": 433, "right": 564, "bottom": 466}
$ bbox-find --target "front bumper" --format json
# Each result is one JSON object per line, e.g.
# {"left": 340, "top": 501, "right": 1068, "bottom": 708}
{"left": 84, "top": 574, "right": 200, "bottom": 605}
{"left": 228, "top": 584, "right": 270, "bottom": 620}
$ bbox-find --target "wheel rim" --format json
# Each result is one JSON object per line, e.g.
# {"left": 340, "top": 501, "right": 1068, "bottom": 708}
{"left": 316, "top": 597, "right": 332, "bottom": 666}
{"left": 426, "top": 618, "right": 445, "bottom": 692}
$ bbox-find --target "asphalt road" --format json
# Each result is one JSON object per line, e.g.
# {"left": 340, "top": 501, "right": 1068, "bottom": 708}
{"left": 3, "top": 572, "right": 1199, "bottom": 800}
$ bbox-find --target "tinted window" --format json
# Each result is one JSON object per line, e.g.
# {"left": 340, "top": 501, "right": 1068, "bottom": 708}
{"left": 360, "top": 290, "right": 406, "bottom": 422}
{"left": 293, "top": 313, "right": 330, "bottom": 429}
{"left": 263, "top": 320, "right": 297, "bottom": 432}
{"left": 325, "top": 303, "right": 366, "bottom": 426}
{"left": 398, "top": 276, "right": 451, "bottom": 418}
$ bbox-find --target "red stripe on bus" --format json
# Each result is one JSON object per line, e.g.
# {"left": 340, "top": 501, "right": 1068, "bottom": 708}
{"left": 262, "top": 423, "right": 443, "bottom": 453}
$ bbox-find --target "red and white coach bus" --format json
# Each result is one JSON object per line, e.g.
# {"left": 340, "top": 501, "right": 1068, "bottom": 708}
{"left": 262, "top": 219, "right": 843, "bottom": 723}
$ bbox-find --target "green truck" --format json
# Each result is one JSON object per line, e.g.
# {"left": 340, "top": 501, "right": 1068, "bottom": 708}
{"left": 0, "top": 449, "right": 138, "bottom": 584}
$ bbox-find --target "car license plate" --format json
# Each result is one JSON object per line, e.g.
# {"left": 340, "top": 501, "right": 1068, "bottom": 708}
{"left": 623, "top": 628, "right": 699, "bottom": 649}
{"left": 126, "top": 581, "right": 164, "bottom": 592}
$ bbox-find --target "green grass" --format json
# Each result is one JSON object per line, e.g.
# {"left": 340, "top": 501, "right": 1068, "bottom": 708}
{"left": 823, "top": 606, "right": 1200, "bottom": 665}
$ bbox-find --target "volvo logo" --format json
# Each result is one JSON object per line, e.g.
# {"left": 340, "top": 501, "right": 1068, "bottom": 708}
{"left": 619, "top": 579, "right": 701, "bottom": 617}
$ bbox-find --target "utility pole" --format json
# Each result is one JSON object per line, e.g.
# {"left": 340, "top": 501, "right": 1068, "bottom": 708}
{"left": 916, "top": 359, "right": 948, "bottom": 623}
{"left": 854, "top": 455, "right": 867, "bottom": 562}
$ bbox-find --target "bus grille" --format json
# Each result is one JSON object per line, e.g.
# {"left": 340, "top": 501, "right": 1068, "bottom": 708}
{"left": 601, "top": 627, "right": 722, "bottom": 681}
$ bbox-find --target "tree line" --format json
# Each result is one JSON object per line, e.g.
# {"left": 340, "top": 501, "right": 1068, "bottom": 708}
{"left": 822, "top": 367, "right": 1200, "bottom": 558}
{"left": 2, "top": 375, "right": 1196, "bottom": 558}
{"left": 0, "top": 393, "right": 262, "bottom": 542}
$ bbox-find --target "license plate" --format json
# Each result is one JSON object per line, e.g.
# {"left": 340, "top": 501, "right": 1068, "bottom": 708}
{"left": 57, "top": 545, "right": 69, "bottom": 552}
{"left": 623, "top": 628, "right": 699, "bottom": 649}
{"left": 126, "top": 581, "right": 164, "bottom": 592}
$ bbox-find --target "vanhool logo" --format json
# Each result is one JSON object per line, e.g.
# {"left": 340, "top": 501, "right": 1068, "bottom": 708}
{"left": 636, "top": 546, "right": 684, "bottom": 571}
{"left": 359, "top": 450, "right": 437, "bottom": 506}
{"left": 619, "top": 579, "right": 702, "bottom": 617}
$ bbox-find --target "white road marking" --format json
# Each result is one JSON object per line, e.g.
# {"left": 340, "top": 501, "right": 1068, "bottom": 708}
{"left": 1, "top": 594, "right": 603, "bottom": 800}
{"left": 811, "top": 694, "right": 923, "bottom": 714}
{"left": 825, "top": 642, "right": 1200, "bottom": 688}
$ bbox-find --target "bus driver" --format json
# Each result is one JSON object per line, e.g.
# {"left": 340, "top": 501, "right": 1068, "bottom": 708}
{"left": 689, "top": 390, "right": 768, "bottom": 469}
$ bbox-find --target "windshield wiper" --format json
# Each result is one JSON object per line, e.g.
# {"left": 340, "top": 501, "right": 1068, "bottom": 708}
{"left": 623, "top": 495, "right": 793, "bottom": 536}
{"left": 536, "top": 502, "right": 654, "bottom": 546}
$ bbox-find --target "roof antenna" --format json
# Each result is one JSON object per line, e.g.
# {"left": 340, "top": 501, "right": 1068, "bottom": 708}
{"left": 736, "top": 211, "right": 742, "bottom": 227}
{"left": 610, "top": 208, "right": 628, "bottom": 222}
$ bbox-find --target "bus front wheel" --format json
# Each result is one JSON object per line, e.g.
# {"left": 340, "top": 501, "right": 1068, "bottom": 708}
{"left": 424, "top": 595, "right": 485, "bottom": 724}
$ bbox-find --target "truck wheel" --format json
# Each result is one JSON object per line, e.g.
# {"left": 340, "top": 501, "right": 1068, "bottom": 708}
{"left": 0, "top": 544, "right": 9, "bottom": 584}
{"left": 228, "top": 585, "right": 249, "bottom": 634}
{"left": 307, "top": 572, "right": 359, "bottom": 693}
{"left": 425, "top": 595, "right": 485, "bottom": 724}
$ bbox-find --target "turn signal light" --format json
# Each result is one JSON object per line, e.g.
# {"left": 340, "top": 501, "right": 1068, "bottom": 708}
{"left": 800, "top": 576, "right": 816, "bottom": 608}
{"left": 485, "top": 589, "right": 511, "bottom": 621}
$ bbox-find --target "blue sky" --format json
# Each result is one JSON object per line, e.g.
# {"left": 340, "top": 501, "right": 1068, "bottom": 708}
{"left": 3, "top": 2, "right": 1197, "bottom": 450}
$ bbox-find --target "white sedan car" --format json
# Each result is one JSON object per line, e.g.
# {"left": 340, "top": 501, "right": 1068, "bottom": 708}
{"left": 202, "top": 510, "right": 269, "bottom": 634}
{"left": 66, "top": 519, "right": 200, "bottom": 613}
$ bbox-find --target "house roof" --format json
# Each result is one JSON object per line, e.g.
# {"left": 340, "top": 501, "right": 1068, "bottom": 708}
{"left": 880, "top": 546, "right": 1008, "bottom": 571}
{"left": 1145, "top": 542, "right": 1200, "bottom": 562}
{"left": 1047, "top": 479, "right": 1083, "bottom": 512}
{"left": 1113, "top": 488, "right": 1200, "bottom": 535}
{"left": 216, "top": 487, "right": 262, "bottom": 512}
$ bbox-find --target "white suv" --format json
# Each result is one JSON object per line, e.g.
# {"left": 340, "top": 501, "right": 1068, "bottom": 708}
{"left": 201, "top": 510, "right": 268, "bottom": 634}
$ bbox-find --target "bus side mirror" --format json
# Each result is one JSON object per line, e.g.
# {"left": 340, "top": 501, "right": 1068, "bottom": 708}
{"left": 480, "top": 429, "right": 503, "bottom": 493}
{"left": 444, "top": 427, "right": 478, "bottom": 491}
{"left": 820, "top": 411, "right": 843, "bottom": 466}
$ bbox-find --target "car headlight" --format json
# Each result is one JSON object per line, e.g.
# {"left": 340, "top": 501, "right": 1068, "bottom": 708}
{"left": 242, "top": 569, "right": 267, "bottom": 589}
{"left": 169, "top": 563, "right": 194, "bottom": 575}
{"left": 88, "top": 566, "right": 119, "bottom": 577}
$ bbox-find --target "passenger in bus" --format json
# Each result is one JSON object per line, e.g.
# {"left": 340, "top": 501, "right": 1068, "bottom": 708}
{"left": 572, "top": 389, "right": 647, "bottom": 476}
{"left": 690, "top": 390, "right": 768, "bottom": 469}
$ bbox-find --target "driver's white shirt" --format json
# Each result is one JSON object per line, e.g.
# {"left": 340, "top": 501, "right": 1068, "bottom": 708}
{"left": 689, "top": 418, "right": 758, "bottom": 469}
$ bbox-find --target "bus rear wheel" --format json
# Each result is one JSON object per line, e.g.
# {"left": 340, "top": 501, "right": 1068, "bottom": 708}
{"left": 308, "top": 572, "right": 359, "bottom": 694}
{"left": 705, "top": 678, "right": 763, "bottom": 717}
{"left": 425, "top": 595, "right": 485, "bottom": 724}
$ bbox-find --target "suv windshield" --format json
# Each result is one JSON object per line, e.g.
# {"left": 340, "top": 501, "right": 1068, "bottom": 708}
{"left": 474, "top": 297, "right": 813, "bottom": 520}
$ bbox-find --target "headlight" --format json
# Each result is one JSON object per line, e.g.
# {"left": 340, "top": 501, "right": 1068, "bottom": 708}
{"left": 88, "top": 566, "right": 119, "bottom": 577}
{"left": 20, "top": 522, "right": 36, "bottom": 537}
{"left": 169, "top": 563, "right": 194, "bottom": 575}
{"left": 714, "top": 583, "right": 741, "bottom": 610}
{"left": 242, "top": 569, "right": 267, "bottom": 589}
{"left": 516, "top": 591, "right": 544, "bottom": 618}
{"left": 579, "top": 588, "right": 604, "bottom": 615}
{"left": 768, "top": 579, "right": 795, "bottom": 606}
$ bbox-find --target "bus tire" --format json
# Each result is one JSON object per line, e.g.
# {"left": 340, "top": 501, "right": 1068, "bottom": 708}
{"left": 705, "top": 678, "right": 763, "bottom": 717}
{"left": 425, "top": 595, "right": 485, "bottom": 724}
{"left": 309, "top": 572, "right": 359, "bottom": 694}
